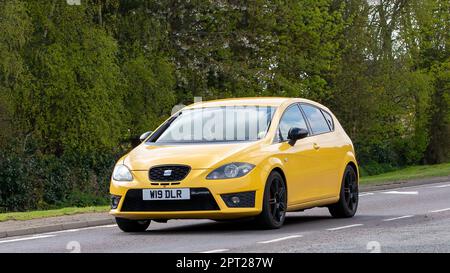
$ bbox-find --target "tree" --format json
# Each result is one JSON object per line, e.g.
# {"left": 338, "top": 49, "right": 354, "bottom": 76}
{"left": 20, "top": 0, "right": 124, "bottom": 154}
{"left": 0, "top": 0, "right": 32, "bottom": 147}
{"left": 112, "top": 1, "right": 176, "bottom": 136}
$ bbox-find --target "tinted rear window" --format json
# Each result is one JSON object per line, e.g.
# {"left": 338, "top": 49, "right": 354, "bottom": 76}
{"left": 321, "top": 110, "right": 334, "bottom": 130}
{"left": 301, "top": 104, "right": 330, "bottom": 134}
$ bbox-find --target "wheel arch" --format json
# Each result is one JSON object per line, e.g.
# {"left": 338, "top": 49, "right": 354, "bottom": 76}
{"left": 271, "top": 167, "right": 287, "bottom": 183}
{"left": 269, "top": 167, "right": 288, "bottom": 199}
{"left": 260, "top": 156, "right": 290, "bottom": 203}
{"left": 342, "top": 150, "right": 359, "bottom": 182}
{"left": 346, "top": 161, "right": 359, "bottom": 181}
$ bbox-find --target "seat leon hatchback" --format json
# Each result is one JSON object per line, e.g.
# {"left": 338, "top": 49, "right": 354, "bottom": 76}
{"left": 110, "top": 97, "right": 359, "bottom": 231}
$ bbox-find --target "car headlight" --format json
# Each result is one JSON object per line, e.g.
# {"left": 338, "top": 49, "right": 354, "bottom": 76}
{"left": 206, "top": 163, "right": 255, "bottom": 180}
{"left": 112, "top": 164, "right": 133, "bottom": 181}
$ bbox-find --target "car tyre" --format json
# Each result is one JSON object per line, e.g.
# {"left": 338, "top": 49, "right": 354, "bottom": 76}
{"left": 328, "top": 165, "right": 358, "bottom": 218}
{"left": 115, "top": 217, "right": 151, "bottom": 232}
{"left": 255, "top": 171, "right": 287, "bottom": 229}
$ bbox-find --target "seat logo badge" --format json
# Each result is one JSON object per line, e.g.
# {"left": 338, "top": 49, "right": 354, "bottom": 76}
{"left": 163, "top": 170, "right": 172, "bottom": 176}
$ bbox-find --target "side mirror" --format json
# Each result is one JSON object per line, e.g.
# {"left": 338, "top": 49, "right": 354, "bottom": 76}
{"left": 287, "top": 127, "right": 308, "bottom": 144}
{"left": 139, "top": 131, "right": 153, "bottom": 142}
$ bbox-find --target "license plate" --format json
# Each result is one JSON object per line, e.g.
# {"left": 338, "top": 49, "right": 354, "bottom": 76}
{"left": 142, "top": 188, "right": 190, "bottom": 200}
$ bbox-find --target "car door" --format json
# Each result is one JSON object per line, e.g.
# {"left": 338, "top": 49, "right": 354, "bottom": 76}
{"left": 300, "top": 104, "right": 338, "bottom": 199}
{"left": 275, "top": 104, "right": 322, "bottom": 205}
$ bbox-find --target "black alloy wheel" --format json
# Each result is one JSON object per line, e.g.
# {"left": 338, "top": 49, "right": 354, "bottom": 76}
{"left": 328, "top": 165, "right": 358, "bottom": 218}
{"left": 343, "top": 167, "right": 358, "bottom": 212}
{"left": 269, "top": 176, "right": 287, "bottom": 224}
{"left": 255, "top": 171, "right": 287, "bottom": 229}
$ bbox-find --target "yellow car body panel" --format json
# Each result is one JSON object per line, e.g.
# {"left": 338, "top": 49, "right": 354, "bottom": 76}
{"left": 110, "top": 97, "right": 358, "bottom": 220}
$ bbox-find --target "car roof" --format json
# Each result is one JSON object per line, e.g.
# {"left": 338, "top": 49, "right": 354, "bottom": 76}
{"left": 185, "top": 97, "right": 293, "bottom": 108}
{"left": 184, "top": 97, "right": 330, "bottom": 112}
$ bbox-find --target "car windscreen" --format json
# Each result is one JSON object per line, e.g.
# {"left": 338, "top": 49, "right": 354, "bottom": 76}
{"left": 154, "top": 106, "right": 276, "bottom": 144}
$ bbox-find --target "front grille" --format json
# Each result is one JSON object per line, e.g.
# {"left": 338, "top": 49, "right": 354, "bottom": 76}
{"left": 221, "top": 191, "right": 256, "bottom": 208}
{"left": 121, "top": 188, "right": 220, "bottom": 212}
{"left": 149, "top": 165, "right": 191, "bottom": 182}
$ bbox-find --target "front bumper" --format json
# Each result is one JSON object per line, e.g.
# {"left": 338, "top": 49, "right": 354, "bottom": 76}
{"left": 109, "top": 168, "right": 265, "bottom": 220}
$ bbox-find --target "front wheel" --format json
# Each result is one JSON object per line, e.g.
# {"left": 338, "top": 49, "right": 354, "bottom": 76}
{"left": 254, "top": 171, "right": 287, "bottom": 229}
{"left": 115, "top": 217, "right": 151, "bottom": 232}
{"left": 328, "top": 165, "right": 358, "bottom": 218}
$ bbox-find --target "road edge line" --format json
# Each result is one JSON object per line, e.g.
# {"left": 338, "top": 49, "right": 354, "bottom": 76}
{"left": 0, "top": 218, "right": 115, "bottom": 239}
{"left": 360, "top": 176, "right": 450, "bottom": 192}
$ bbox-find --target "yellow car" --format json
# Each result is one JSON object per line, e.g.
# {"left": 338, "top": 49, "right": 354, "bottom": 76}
{"left": 110, "top": 97, "right": 359, "bottom": 231}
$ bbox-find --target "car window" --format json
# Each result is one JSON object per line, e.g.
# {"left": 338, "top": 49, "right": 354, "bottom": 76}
{"left": 153, "top": 106, "right": 276, "bottom": 143}
{"left": 277, "top": 105, "right": 308, "bottom": 142}
{"left": 321, "top": 110, "right": 334, "bottom": 130}
{"left": 301, "top": 104, "right": 330, "bottom": 134}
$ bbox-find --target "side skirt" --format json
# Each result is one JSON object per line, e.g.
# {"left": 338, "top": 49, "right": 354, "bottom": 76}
{"left": 287, "top": 196, "right": 339, "bottom": 212}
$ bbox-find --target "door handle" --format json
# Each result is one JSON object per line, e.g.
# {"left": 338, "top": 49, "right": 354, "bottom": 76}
{"left": 313, "top": 143, "right": 320, "bottom": 150}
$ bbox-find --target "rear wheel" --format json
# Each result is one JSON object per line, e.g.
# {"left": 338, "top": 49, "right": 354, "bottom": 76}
{"left": 255, "top": 172, "right": 287, "bottom": 229}
{"left": 115, "top": 217, "right": 151, "bottom": 232}
{"left": 328, "top": 165, "right": 358, "bottom": 218}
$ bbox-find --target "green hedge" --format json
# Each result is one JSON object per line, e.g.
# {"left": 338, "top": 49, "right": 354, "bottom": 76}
{"left": 0, "top": 144, "right": 119, "bottom": 212}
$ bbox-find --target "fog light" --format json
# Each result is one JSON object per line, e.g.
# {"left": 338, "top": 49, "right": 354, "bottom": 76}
{"left": 111, "top": 195, "right": 121, "bottom": 209}
{"left": 221, "top": 191, "right": 255, "bottom": 208}
{"left": 231, "top": 196, "right": 240, "bottom": 204}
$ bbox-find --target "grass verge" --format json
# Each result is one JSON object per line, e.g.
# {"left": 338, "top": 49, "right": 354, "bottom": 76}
{"left": 0, "top": 206, "right": 109, "bottom": 222}
{"left": 360, "top": 162, "right": 450, "bottom": 185}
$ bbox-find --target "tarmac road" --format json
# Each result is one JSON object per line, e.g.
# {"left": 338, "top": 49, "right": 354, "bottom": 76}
{"left": 0, "top": 181, "right": 449, "bottom": 253}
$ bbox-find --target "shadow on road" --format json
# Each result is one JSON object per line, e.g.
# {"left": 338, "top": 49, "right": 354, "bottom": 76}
{"left": 129, "top": 215, "right": 368, "bottom": 235}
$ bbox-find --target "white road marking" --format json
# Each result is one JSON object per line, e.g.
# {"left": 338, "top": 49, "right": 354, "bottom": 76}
{"left": 429, "top": 208, "right": 450, "bottom": 213}
{"left": 382, "top": 191, "right": 418, "bottom": 195}
{"left": 431, "top": 184, "right": 450, "bottom": 188}
{"left": 359, "top": 193, "right": 374, "bottom": 197}
{"left": 383, "top": 215, "right": 414, "bottom": 222}
{"left": 43, "top": 224, "right": 117, "bottom": 235}
{"left": 326, "top": 224, "right": 363, "bottom": 231}
{"left": 258, "top": 235, "right": 303, "bottom": 244}
{"left": 0, "top": 224, "right": 117, "bottom": 242}
{"left": 362, "top": 181, "right": 450, "bottom": 194}
{"left": 0, "top": 235, "right": 56, "bottom": 244}
{"left": 201, "top": 249, "right": 229, "bottom": 253}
